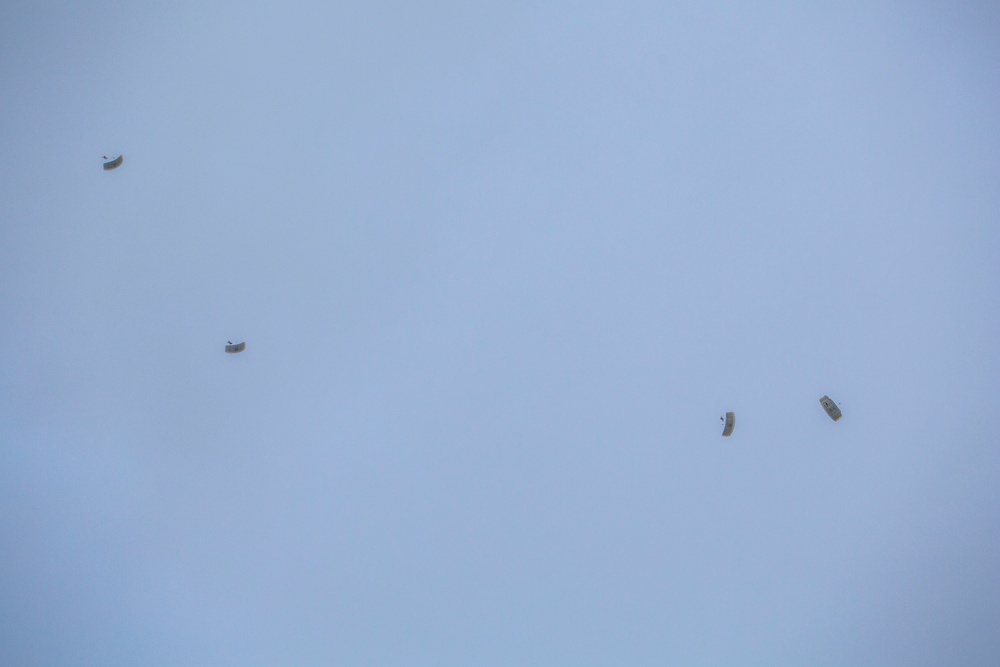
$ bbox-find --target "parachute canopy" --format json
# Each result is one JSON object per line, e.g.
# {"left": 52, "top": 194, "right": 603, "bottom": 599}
{"left": 103, "top": 155, "right": 124, "bottom": 171}
{"left": 819, "top": 395, "right": 842, "bottom": 421}
{"left": 225, "top": 341, "right": 246, "bottom": 354}
{"left": 722, "top": 412, "right": 736, "bottom": 437}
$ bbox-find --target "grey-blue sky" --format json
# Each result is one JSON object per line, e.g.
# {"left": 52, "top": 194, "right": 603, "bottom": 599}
{"left": 2, "top": 1, "right": 998, "bottom": 665}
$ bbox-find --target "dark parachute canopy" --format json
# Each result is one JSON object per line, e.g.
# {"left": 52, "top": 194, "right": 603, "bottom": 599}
{"left": 722, "top": 412, "right": 736, "bottom": 437}
{"left": 819, "top": 395, "right": 842, "bottom": 421}
{"left": 103, "top": 155, "right": 124, "bottom": 171}
{"left": 225, "top": 341, "right": 246, "bottom": 354}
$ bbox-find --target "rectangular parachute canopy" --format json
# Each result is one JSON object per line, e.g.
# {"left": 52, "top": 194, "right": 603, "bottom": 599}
{"left": 722, "top": 412, "right": 736, "bottom": 437}
{"left": 103, "top": 155, "right": 124, "bottom": 170}
{"left": 819, "top": 396, "right": 842, "bottom": 421}
{"left": 225, "top": 341, "right": 246, "bottom": 353}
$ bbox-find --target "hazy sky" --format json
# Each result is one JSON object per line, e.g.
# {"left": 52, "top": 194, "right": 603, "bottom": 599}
{"left": 2, "top": 2, "right": 998, "bottom": 665}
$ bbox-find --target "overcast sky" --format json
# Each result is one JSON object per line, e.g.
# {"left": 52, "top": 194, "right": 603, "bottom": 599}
{"left": 2, "top": 1, "right": 999, "bottom": 665}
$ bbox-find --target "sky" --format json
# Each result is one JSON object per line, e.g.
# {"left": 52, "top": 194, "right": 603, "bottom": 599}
{"left": 1, "top": 1, "right": 998, "bottom": 665}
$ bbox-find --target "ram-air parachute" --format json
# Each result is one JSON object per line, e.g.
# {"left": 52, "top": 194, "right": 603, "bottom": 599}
{"left": 721, "top": 412, "right": 736, "bottom": 437}
{"left": 819, "top": 396, "right": 842, "bottom": 421}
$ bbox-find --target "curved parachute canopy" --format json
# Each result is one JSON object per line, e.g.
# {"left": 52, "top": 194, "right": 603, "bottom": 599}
{"left": 819, "top": 395, "right": 842, "bottom": 421}
{"left": 225, "top": 341, "right": 246, "bottom": 354}
{"left": 722, "top": 412, "right": 736, "bottom": 437}
{"left": 103, "top": 155, "right": 124, "bottom": 171}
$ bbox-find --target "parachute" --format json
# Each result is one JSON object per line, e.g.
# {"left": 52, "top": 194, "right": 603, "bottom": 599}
{"left": 103, "top": 155, "right": 124, "bottom": 171}
{"left": 225, "top": 341, "right": 246, "bottom": 354}
{"left": 722, "top": 412, "right": 735, "bottom": 437}
{"left": 819, "top": 396, "right": 842, "bottom": 421}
